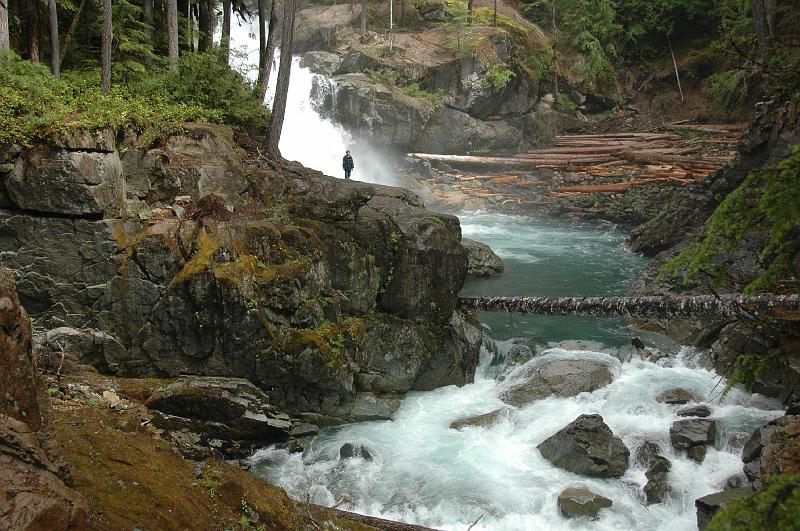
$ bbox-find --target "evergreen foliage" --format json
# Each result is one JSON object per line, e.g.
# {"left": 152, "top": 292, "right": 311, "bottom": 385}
{"left": 708, "top": 475, "right": 800, "bottom": 531}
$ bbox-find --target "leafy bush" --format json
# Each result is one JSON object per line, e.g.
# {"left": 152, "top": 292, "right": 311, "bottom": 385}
{"left": 0, "top": 52, "right": 216, "bottom": 147}
{"left": 708, "top": 475, "right": 800, "bottom": 531}
{"left": 142, "top": 52, "right": 270, "bottom": 131}
{"left": 530, "top": 46, "right": 555, "bottom": 80}
{"left": 487, "top": 64, "right": 516, "bottom": 92}
{"left": 404, "top": 83, "right": 444, "bottom": 106}
{"left": 706, "top": 69, "right": 749, "bottom": 110}
{"left": 556, "top": 93, "right": 577, "bottom": 111}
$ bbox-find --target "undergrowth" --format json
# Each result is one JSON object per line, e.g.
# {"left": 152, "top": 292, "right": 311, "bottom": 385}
{"left": 708, "top": 474, "right": 800, "bottom": 531}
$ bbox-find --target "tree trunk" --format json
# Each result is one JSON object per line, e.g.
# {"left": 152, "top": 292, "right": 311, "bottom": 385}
{"left": 266, "top": 0, "right": 297, "bottom": 159}
{"left": 0, "top": 0, "right": 9, "bottom": 52}
{"left": 198, "top": 0, "right": 211, "bottom": 52}
{"left": 220, "top": 0, "right": 231, "bottom": 63}
{"left": 60, "top": 0, "right": 87, "bottom": 62}
{"left": 493, "top": 0, "right": 497, "bottom": 26}
{"left": 256, "top": 0, "right": 272, "bottom": 98}
{"left": 167, "top": 0, "right": 179, "bottom": 70}
{"left": 48, "top": 0, "right": 59, "bottom": 78}
{"left": 360, "top": 0, "right": 366, "bottom": 35}
{"left": 101, "top": 0, "right": 112, "bottom": 95}
{"left": 258, "top": 0, "right": 279, "bottom": 102}
{"left": 28, "top": 0, "right": 40, "bottom": 62}
{"left": 143, "top": 0, "right": 153, "bottom": 65}
{"left": 458, "top": 295, "right": 800, "bottom": 321}
{"left": 388, "top": 0, "right": 392, "bottom": 48}
{"left": 467, "top": 0, "right": 473, "bottom": 25}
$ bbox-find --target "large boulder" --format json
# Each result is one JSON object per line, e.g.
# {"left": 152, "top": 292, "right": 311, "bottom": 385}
{"left": 462, "top": 238, "right": 504, "bottom": 277}
{"left": 537, "top": 414, "right": 630, "bottom": 478}
{"left": 670, "top": 419, "right": 717, "bottom": 450}
{"left": 6, "top": 146, "right": 124, "bottom": 217}
{"left": 695, "top": 488, "right": 754, "bottom": 530}
{"left": 500, "top": 358, "right": 614, "bottom": 407}
{"left": 414, "top": 106, "right": 524, "bottom": 155}
{"left": 557, "top": 486, "right": 612, "bottom": 519}
{"left": 122, "top": 123, "right": 247, "bottom": 203}
{"left": 0, "top": 267, "right": 89, "bottom": 530}
{"left": 656, "top": 388, "right": 700, "bottom": 405}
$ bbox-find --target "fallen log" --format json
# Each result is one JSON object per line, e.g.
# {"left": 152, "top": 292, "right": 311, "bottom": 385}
{"left": 458, "top": 294, "right": 800, "bottom": 321}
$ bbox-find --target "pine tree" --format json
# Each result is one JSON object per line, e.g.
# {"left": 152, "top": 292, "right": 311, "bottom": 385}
{"left": 101, "top": 0, "right": 112, "bottom": 94}
{"left": 48, "top": 0, "right": 59, "bottom": 78}
{"left": 267, "top": 0, "right": 297, "bottom": 158}
{"left": 167, "top": 0, "right": 179, "bottom": 70}
{"left": 0, "top": 0, "right": 10, "bottom": 51}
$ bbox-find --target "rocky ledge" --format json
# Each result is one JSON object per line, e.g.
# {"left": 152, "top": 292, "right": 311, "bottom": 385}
{"left": 0, "top": 123, "right": 482, "bottom": 432}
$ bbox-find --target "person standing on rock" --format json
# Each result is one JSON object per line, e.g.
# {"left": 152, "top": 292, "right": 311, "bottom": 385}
{"left": 342, "top": 150, "right": 354, "bottom": 180}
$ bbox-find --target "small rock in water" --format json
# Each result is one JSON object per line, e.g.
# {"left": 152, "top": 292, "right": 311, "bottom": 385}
{"left": 634, "top": 440, "right": 662, "bottom": 467}
{"left": 644, "top": 455, "right": 672, "bottom": 504}
{"left": 450, "top": 408, "right": 511, "bottom": 430}
{"left": 339, "top": 443, "right": 373, "bottom": 461}
{"left": 687, "top": 445, "right": 707, "bottom": 463}
{"left": 657, "top": 388, "right": 700, "bottom": 405}
{"left": 557, "top": 486, "right": 612, "bottom": 519}
{"left": 670, "top": 419, "right": 717, "bottom": 450}
{"left": 631, "top": 337, "right": 646, "bottom": 349}
{"left": 677, "top": 405, "right": 711, "bottom": 418}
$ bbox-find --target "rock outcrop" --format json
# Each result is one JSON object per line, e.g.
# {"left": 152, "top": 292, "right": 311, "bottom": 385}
{"left": 695, "top": 487, "right": 754, "bottom": 530}
{"left": 741, "top": 414, "right": 800, "bottom": 489}
{"left": 537, "top": 414, "right": 629, "bottom": 478}
{"left": 500, "top": 358, "right": 614, "bottom": 407}
{"left": 461, "top": 239, "right": 504, "bottom": 277}
{"left": 0, "top": 126, "right": 482, "bottom": 427}
{"left": 0, "top": 267, "right": 89, "bottom": 530}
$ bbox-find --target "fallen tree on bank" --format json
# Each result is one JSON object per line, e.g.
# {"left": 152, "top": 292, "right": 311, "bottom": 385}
{"left": 458, "top": 294, "right": 800, "bottom": 321}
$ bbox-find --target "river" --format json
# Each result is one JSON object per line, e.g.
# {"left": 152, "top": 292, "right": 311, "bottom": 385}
{"left": 225, "top": 18, "right": 782, "bottom": 531}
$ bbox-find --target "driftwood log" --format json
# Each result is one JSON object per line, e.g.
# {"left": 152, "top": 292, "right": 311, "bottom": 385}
{"left": 458, "top": 295, "right": 800, "bottom": 321}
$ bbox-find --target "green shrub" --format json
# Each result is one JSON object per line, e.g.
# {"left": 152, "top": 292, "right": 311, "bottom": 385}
{"left": 0, "top": 52, "right": 216, "bottom": 147}
{"left": 142, "top": 52, "right": 270, "bottom": 131}
{"left": 487, "top": 64, "right": 516, "bottom": 92}
{"left": 404, "top": 83, "right": 444, "bottom": 106}
{"left": 706, "top": 69, "right": 749, "bottom": 110}
{"left": 708, "top": 475, "right": 800, "bottom": 531}
{"left": 362, "top": 67, "right": 397, "bottom": 85}
{"left": 556, "top": 93, "right": 577, "bottom": 112}
{"left": 530, "top": 46, "right": 555, "bottom": 81}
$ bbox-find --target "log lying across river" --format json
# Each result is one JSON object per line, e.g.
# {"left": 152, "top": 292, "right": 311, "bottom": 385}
{"left": 458, "top": 294, "right": 800, "bottom": 321}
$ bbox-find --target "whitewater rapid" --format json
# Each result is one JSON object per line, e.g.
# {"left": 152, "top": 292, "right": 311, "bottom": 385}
{"left": 246, "top": 213, "right": 782, "bottom": 531}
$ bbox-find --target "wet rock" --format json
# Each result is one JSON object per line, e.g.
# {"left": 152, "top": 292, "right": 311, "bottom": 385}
{"left": 741, "top": 414, "right": 800, "bottom": 489}
{"left": 537, "top": 414, "right": 630, "bottom": 478}
{"left": 677, "top": 405, "right": 711, "bottom": 418}
{"left": 695, "top": 488, "right": 754, "bottom": 530}
{"left": 670, "top": 419, "right": 717, "bottom": 450}
{"left": 687, "top": 445, "right": 707, "bottom": 463}
{"left": 724, "top": 474, "right": 748, "bottom": 491}
{"left": 657, "top": 388, "right": 700, "bottom": 405}
{"left": 644, "top": 455, "right": 672, "bottom": 504}
{"left": 634, "top": 440, "right": 662, "bottom": 467}
{"left": 462, "top": 238, "right": 504, "bottom": 277}
{"left": 7, "top": 146, "right": 124, "bottom": 217}
{"left": 415, "top": 106, "right": 524, "bottom": 155}
{"left": 500, "top": 359, "right": 614, "bottom": 407}
{"left": 0, "top": 267, "right": 89, "bottom": 530}
{"left": 339, "top": 443, "right": 373, "bottom": 461}
{"left": 450, "top": 408, "right": 512, "bottom": 430}
{"left": 145, "top": 377, "right": 292, "bottom": 456}
{"left": 289, "top": 423, "right": 319, "bottom": 438}
{"left": 557, "top": 486, "right": 612, "bottom": 519}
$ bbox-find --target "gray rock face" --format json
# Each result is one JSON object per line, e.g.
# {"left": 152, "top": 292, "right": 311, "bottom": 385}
{"left": 741, "top": 414, "right": 800, "bottom": 489}
{"left": 414, "top": 106, "right": 524, "bottom": 155}
{"left": 557, "top": 487, "right": 612, "bottom": 519}
{"left": 500, "top": 359, "right": 614, "bottom": 407}
{"left": 7, "top": 147, "right": 124, "bottom": 217}
{"left": 462, "top": 238, "right": 504, "bottom": 277}
{"left": 450, "top": 408, "right": 512, "bottom": 430}
{"left": 695, "top": 488, "right": 754, "bottom": 530}
{"left": 644, "top": 455, "right": 672, "bottom": 504}
{"left": 145, "top": 377, "right": 292, "bottom": 453}
{"left": 657, "top": 388, "right": 700, "bottom": 405}
{"left": 670, "top": 419, "right": 717, "bottom": 450}
{"left": 293, "top": 5, "right": 358, "bottom": 53}
{"left": 537, "top": 414, "right": 630, "bottom": 478}
{"left": 123, "top": 123, "right": 247, "bottom": 202}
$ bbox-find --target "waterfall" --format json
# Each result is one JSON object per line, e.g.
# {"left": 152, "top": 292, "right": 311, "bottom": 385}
{"left": 225, "top": 16, "right": 398, "bottom": 185}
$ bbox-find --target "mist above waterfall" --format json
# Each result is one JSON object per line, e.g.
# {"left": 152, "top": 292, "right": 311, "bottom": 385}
{"left": 225, "top": 16, "right": 401, "bottom": 186}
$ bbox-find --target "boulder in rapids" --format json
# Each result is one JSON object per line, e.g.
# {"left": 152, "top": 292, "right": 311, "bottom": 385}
{"left": 537, "top": 414, "right": 629, "bottom": 478}
{"left": 644, "top": 455, "right": 672, "bottom": 504}
{"left": 677, "top": 405, "right": 712, "bottom": 418}
{"left": 450, "top": 408, "right": 513, "bottom": 430}
{"left": 670, "top": 418, "right": 717, "bottom": 450}
{"left": 500, "top": 358, "right": 614, "bottom": 407}
{"left": 339, "top": 443, "right": 373, "bottom": 461}
{"left": 634, "top": 440, "right": 662, "bottom": 467}
{"left": 557, "top": 486, "right": 612, "bottom": 519}
{"left": 657, "top": 388, "right": 701, "bottom": 405}
{"left": 462, "top": 238, "right": 505, "bottom": 277}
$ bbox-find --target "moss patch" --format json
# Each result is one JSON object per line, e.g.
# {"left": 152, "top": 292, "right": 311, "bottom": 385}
{"left": 175, "top": 230, "right": 221, "bottom": 284}
{"left": 282, "top": 318, "right": 366, "bottom": 370}
{"left": 708, "top": 474, "right": 800, "bottom": 531}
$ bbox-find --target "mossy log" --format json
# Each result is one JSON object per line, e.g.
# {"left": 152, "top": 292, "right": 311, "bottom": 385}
{"left": 458, "top": 294, "right": 800, "bottom": 321}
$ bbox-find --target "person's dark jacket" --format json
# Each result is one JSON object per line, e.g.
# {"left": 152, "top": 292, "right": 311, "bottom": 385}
{"left": 343, "top": 154, "right": 354, "bottom": 171}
